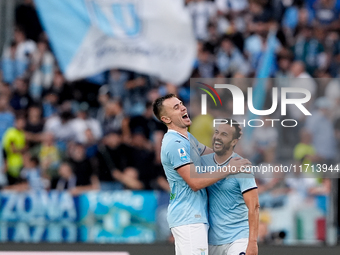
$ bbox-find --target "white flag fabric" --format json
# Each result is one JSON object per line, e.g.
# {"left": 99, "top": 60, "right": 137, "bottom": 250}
{"left": 34, "top": 0, "right": 196, "bottom": 84}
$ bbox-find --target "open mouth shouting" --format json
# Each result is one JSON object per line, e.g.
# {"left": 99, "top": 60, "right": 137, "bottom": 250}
{"left": 214, "top": 140, "right": 223, "bottom": 149}
{"left": 182, "top": 113, "right": 189, "bottom": 120}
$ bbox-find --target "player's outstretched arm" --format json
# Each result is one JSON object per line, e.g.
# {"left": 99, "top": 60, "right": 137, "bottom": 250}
{"left": 177, "top": 158, "right": 252, "bottom": 192}
{"left": 243, "top": 188, "right": 260, "bottom": 255}
{"left": 202, "top": 146, "right": 214, "bottom": 155}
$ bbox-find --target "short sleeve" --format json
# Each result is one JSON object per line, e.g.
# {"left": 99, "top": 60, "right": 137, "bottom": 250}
{"left": 166, "top": 141, "right": 192, "bottom": 170}
{"left": 236, "top": 173, "right": 257, "bottom": 194}
{"left": 189, "top": 133, "right": 206, "bottom": 156}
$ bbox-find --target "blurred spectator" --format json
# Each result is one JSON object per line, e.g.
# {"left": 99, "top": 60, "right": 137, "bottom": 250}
{"left": 1, "top": 27, "right": 36, "bottom": 83}
{"left": 293, "top": 26, "right": 326, "bottom": 75}
{"left": 216, "top": 35, "right": 250, "bottom": 76}
{"left": 44, "top": 111, "right": 75, "bottom": 145}
{"left": 114, "top": 130, "right": 165, "bottom": 190}
{"left": 188, "top": 0, "right": 216, "bottom": 41}
{"left": 1, "top": 41, "right": 19, "bottom": 84}
{"left": 287, "top": 61, "right": 317, "bottom": 122}
{"left": 29, "top": 37, "right": 55, "bottom": 100}
{"left": 293, "top": 128, "right": 316, "bottom": 170}
{"left": 101, "top": 99, "right": 129, "bottom": 139}
{"left": 107, "top": 69, "right": 129, "bottom": 99}
{"left": 96, "top": 84, "right": 111, "bottom": 123}
{"left": 10, "top": 78, "right": 34, "bottom": 111}
{"left": 312, "top": 0, "right": 340, "bottom": 29}
{"left": 329, "top": 32, "right": 340, "bottom": 77}
{"left": 324, "top": 78, "right": 340, "bottom": 118}
{"left": 124, "top": 72, "right": 151, "bottom": 116}
{"left": 72, "top": 102, "right": 102, "bottom": 144}
{"left": 244, "top": 20, "right": 281, "bottom": 74}
{"left": 24, "top": 105, "right": 44, "bottom": 147}
{"left": 129, "top": 101, "right": 168, "bottom": 190}
{"left": 251, "top": 118, "right": 278, "bottom": 165}
{"left": 55, "top": 162, "right": 77, "bottom": 193}
{"left": 0, "top": 95, "right": 15, "bottom": 140}
{"left": 42, "top": 91, "right": 59, "bottom": 118}
{"left": 195, "top": 47, "right": 219, "bottom": 78}
{"left": 69, "top": 143, "right": 98, "bottom": 188}
{"left": 66, "top": 143, "right": 99, "bottom": 194}
{"left": 248, "top": 0, "right": 273, "bottom": 22}
{"left": 305, "top": 97, "right": 337, "bottom": 163}
{"left": 47, "top": 70, "right": 73, "bottom": 105}
{"left": 275, "top": 49, "right": 293, "bottom": 87}
{"left": 20, "top": 152, "right": 48, "bottom": 191}
{"left": 0, "top": 94, "right": 14, "bottom": 186}
{"left": 31, "top": 132, "right": 61, "bottom": 179}
{"left": 282, "top": 0, "right": 304, "bottom": 35}
{"left": 204, "top": 23, "right": 220, "bottom": 54}
{"left": 215, "top": 0, "right": 248, "bottom": 33}
{"left": 95, "top": 131, "right": 129, "bottom": 191}
{"left": 15, "top": 0, "right": 43, "bottom": 42}
{"left": 2, "top": 113, "right": 27, "bottom": 185}
{"left": 129, "top": 101, "right": 167, "bottom": 143}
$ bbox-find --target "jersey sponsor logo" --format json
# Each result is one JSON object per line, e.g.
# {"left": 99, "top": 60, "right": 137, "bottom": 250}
{"left": 178, "top": 148, "right": 188, "bottom": 161}
{"left": 239, "top": 252, "right": 245, "bottom": 255}
{"left": 194, "top": 214, "right": 201, "bottom": 218}
{"left": 175, "top": 140, "right": 181, "bottom": 143}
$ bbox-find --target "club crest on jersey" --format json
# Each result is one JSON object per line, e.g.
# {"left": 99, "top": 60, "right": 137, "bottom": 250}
{"left": 178, "top": 148, "right": 188, "bottom": 161}
{"left": 198, "top": 248, "right": 207, "bottom": 255}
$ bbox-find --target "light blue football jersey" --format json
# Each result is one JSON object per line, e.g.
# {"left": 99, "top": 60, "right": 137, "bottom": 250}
{"left": 161, "top": 129, "right": 208, "bottom": 228}
{"left": 201, "top": 152, "right": 257, "bottom": 245}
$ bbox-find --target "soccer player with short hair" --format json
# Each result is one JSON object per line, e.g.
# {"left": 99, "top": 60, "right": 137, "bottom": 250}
{"left": 153, "top": 94, "right": 251, "bottom": 255}
{"left": 201, "top": 121, "right": 259, "bottom": 255}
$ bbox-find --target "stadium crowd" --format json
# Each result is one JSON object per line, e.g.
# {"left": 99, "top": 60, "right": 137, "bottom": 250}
{"left": 0, "top": 0, "right": 340, "bottom": 242}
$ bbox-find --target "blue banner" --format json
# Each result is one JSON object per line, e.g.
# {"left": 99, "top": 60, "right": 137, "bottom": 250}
{"left": 0, "top": 191, "right": 159, "bottom": 243}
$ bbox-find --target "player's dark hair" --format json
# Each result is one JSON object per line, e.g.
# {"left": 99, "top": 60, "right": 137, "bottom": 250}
{"left": 225, "top": 119, "right": 241, "bottom": 140}
{"left": 153, "top": 94, "right": 177, "bottom": 122}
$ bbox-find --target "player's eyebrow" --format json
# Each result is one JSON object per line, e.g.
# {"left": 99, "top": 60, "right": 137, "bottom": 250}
{"left": 173, "top": 103, "right": 179, "bottom": 109}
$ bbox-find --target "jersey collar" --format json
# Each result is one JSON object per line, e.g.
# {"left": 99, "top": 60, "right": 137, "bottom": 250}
{"left": 213, "top": 152, "right": 235, "bottom": 166}
{"left": 167, "top": 129, "right": 189, "bottom": 141}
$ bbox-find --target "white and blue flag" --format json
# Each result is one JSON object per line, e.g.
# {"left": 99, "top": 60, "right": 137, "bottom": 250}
{"left": 34, "top": 0, "right": 196, "bottom": 84}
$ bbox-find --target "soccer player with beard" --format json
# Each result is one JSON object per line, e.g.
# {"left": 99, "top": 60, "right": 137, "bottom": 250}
{"left": 153, "top": 95, "right": 251, "bottom": 255}
{"left": 201, "top": 120, "right": 259, "bottom": 255}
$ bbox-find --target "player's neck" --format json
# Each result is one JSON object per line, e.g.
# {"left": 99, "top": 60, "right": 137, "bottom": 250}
{"left": 167, "top": 126, "right": 188, "bottom": 138}
{"left": 214, "top": 150, "right": 234, "bottom": 165}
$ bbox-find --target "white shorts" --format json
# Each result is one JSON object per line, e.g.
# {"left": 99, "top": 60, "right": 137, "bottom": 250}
{"left": 171, "top": 223, "right": 209, "bottom": 255}
{"left": 209, "top": 238, "right": 248, "bottom": 255}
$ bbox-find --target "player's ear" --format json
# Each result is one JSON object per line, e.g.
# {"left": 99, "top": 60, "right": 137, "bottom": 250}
{"left": 161, "top": 115, "right": 171, "bottom": 124}
{"left": 231, "top": 138, "right": 238, "bottom": 147}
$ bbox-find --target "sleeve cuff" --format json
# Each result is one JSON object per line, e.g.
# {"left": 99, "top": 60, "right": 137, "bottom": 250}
{"left": 242, "top": 186, "right": 258, "bottom": 194}
{"left": 174, "top": 162, "right": 192, "bottom": 170}
{"left": 200, "top": 146, "right": 206, "bottom": 156}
